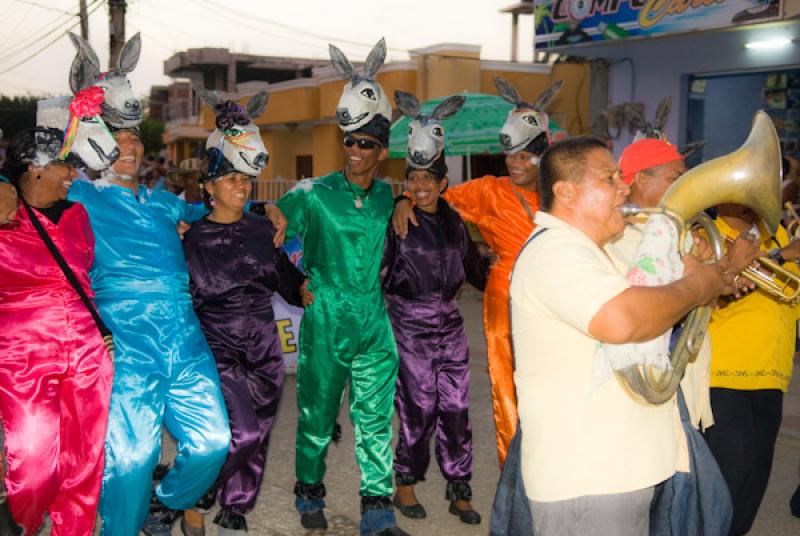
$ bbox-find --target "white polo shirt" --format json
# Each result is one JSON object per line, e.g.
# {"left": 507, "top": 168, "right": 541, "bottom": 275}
{"left": 511, "top": 211, "right": 687, "bottom": 502}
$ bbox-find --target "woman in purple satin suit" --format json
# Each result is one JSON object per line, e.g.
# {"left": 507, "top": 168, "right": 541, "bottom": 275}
{"left": 382, "top": 156, "right": 489, "bottom": 525}
{"left": 182, "top": 164, "right": 306, "bottom": 535}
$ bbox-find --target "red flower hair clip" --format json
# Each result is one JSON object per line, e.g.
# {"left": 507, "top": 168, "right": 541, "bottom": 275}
{"left": 69, "top": 86, "right": 106, "bottom": 118}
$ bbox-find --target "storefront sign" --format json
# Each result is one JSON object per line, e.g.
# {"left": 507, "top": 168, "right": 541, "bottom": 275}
{"left": 534, "top": 0, "right": 784, "bottom": 49}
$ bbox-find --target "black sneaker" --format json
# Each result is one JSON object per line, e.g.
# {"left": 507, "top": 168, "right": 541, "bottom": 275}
{"left": 300, "top": 509, "right": 328, "bottom": 529}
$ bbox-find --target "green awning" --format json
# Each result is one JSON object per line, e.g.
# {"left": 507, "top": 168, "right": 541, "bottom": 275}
{"left": 388, "top": 92, "right": 565, "bottom": 158}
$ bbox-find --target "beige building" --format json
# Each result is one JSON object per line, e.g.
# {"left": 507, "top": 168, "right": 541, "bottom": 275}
{"left": 164, "top": 43, "right": 593, "bottom": 200}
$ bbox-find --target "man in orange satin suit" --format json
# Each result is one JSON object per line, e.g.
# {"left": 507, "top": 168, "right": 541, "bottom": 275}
{"left": 394, "top": 78, "right": 564, "bottom": 465}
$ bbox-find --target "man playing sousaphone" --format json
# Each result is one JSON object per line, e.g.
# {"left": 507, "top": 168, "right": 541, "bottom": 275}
{"left": 509, "top": 127, "right": 768, "bottom": 534}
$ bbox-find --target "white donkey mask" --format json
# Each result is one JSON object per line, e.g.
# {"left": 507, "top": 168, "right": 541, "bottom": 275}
{"left": 395, "top": 91, "right": 465, "bottom": 169}
{"left": 627, "top": 97, "right": 672, "bottom": 142}
{"left": 37, "top": 94, "right": 119, "bottom": 171}
{"left": 196, "top": 88, "right": 270, "bottom": 177}
{"left": 495, "top": 77, "right": 564, "bottom": 154}
{"left": 330, "top": 38, "right": 392, "bottom": 132}
{"left": 68, "top": 32, "right": 143, "bottom": 129}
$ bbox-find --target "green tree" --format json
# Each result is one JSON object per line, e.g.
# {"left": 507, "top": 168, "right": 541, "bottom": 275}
{"left": 0, "top": 96, "right": 40, "bottom": 140}
{"left": 139, "top": 116, "right": 165, "bottom": 156}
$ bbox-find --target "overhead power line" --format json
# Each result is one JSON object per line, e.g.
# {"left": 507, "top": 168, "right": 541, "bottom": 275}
{"left": 0, "top": 0, "right": 105, "bottom": 75}
{"left": 0, "top": 0, "right": 104, "bottom": 65}
{"left": 196, "top": 0, "right": 410, "bottom": 56}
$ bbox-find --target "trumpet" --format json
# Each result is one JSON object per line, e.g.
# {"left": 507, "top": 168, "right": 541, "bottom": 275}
{"left": 723, "top": 235, "right": 800, "bottom": 303}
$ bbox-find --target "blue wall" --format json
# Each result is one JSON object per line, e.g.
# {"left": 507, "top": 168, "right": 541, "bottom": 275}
{"left": 697, "top": 72, "right": 769, "bottom": 160}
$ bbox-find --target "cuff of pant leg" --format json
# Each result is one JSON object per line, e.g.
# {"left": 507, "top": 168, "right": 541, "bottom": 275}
{"left": 360, "top": 503, "right": 397, "bottom": 536}
{"left": 395, "top": 473, "right": 420, "bottom": 486}
{"left": 295, "top": 495, "right": 326, "bottom": 513}
{"left": 294, "top": 480, "right": 326, "bottom": 500}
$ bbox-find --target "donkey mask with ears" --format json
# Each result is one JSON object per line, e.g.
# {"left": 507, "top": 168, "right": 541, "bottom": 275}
{"left": 36, "top": 95, "right": 119, "bottom": 171}
{"left": 395, "top": 91, "right": 466, "bottom": 169}
{"left": 329, "top": 38, "right": 392, "bottom": 132}
{"left": 495, "top": 77, "right": 564, "bottom": 154}
{"left": 68, "top": 32, "right": 143, "bottom": 129}
{"left": 627, "top": 97, "right": 672, "bottom": 142}
{"left": 195, "top": 88, "right": 270, "bottom": 177}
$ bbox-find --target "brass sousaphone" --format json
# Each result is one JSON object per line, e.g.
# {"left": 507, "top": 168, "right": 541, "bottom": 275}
{"left": 616, "top": 111, "right": 782, "bottom": 405}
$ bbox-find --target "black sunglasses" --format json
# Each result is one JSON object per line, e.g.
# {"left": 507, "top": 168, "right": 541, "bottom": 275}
{"left": 343, "top": 135, "right": 381, "bottom": 150}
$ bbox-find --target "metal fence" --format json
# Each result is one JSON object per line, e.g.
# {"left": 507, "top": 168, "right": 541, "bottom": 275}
{"left": 252, "top": 177, "right": 405, "bottom": 202}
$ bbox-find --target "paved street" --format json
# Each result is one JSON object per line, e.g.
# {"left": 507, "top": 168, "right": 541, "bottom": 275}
{"left": 154, "top": 288, "right": 800, "bottom": 535}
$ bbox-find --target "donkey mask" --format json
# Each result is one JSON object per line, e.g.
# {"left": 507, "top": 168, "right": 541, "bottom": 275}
{"left": 495, "top": 77, "right": 564, "bottom": 154}
{"left": 329, "top": 38, "right": 392, "bottom": 133}
{"left": 196, "top": 88, "right": 270, "bottom": 177}
{"left": 627, "top": 97, "right": 672, "bottom": 142}
{"left": 395, "top": 91, "right": 465, "bottom": 169}
{"left": 36, "top": 94, "right": 119, "bottom": 171}
{"left": 68, "top": 32, "right": 143, "bottom": 129}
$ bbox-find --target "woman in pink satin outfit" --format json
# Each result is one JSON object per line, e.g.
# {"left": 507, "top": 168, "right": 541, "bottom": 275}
{"left": 0, "top": 128, "right": 113, "bottom": 535}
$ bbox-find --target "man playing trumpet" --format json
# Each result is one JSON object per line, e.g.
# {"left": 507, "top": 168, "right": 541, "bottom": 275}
{"left": 702, "top": 201, "right": 800, "bottom": 535}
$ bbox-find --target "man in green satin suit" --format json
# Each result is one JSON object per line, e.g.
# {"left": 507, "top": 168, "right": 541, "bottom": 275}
{"left": 274, "top": 39, "right": 410, "bottom": 536}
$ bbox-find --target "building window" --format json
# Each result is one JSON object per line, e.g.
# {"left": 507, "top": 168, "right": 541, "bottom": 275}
{"left": 296, "top": 155, "right": 313, "bottom": 179}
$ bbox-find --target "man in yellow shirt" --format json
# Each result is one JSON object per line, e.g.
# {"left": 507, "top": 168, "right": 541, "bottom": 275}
{"left": 703, "top": 203, "right": 800, "bottom": 535}
{"left": 510, "top": 136, "right": 745, "bottom": 535}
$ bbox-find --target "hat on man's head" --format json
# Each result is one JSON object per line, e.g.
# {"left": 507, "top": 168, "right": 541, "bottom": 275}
{"left": 619, "top": 138, "right": 683, "bottom": 185}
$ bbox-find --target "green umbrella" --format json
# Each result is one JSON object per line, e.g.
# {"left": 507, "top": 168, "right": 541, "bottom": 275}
{"left": 388, "top": 92, "right": 565, "bottom": 159}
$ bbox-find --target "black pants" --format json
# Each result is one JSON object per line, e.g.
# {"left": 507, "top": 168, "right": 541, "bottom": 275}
{"left": 703, "top": 388, "right": 783, "bottom": 536}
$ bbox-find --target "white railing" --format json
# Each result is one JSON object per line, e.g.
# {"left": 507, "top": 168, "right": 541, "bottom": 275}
{"left": 252, "top": 177, "right": 404, "bottom": 201}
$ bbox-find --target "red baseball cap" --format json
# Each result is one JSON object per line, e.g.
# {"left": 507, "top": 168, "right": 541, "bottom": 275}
{"left": 619, "top": 139, "right": 683, "bottom": 185}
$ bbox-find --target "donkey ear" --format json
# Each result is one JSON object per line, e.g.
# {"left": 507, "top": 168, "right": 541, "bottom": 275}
{"left": 431, "top": 95, "right": 466, "bottom": 120}
{"left": 494, "top": 77, "right": 521, "bottom": 105}
{"left": 68, "top": 32, "right": 101, "bottom": 93}
{"left": 654, "top": 96, "right": 672, "bottom": 131}
{"left": 194, "top": 86, "right": 223, "bottom": 110}
{"left": 117, "top": 32, "right": 142, "bottom": 74}
{"left": 394, "top": 91, "right": 421, "bottom": 118}
{"left": 245, "top": 90, "right": 270, "bottom": 119}
{"left": 679, "top": 140, "right": 705, "bottom": 158}
{"left": 624, "top": 102, "right": 648, "bottom": 134}
{"left": 363, "top": 37, "right": 387, "bottom": 80}
{"left": 532, "top": 80, "right": 564, "bottom": 111}
{"left": 329, "top": 44, "right": 355, "bottom": 81}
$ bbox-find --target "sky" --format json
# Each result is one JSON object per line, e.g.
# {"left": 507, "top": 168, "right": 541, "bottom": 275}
{"left": 0, "top": 0, "right": 536, "bottom": 98}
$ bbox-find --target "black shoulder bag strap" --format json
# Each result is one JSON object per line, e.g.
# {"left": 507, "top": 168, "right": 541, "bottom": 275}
{"left": 21, "top": 199, "right": 111, "bottom": 339}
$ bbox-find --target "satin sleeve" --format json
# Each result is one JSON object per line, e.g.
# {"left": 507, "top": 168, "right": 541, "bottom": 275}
{"left": 442, "top": 176, "right": 490, "bottom": 224}
{"left": 180, "top": 199, "right": 208, "bottom": 223}
{"left": 380, "top": 225, "right": 399, "bottom": 289}
{"left": 276, "top": 180, "right": 311, "bottom": 241}
{"left": 276, "top": 249, "right": 306, "bottom": 308}
{"left": 460, "top": 219, "right": 489, "bottom": 291}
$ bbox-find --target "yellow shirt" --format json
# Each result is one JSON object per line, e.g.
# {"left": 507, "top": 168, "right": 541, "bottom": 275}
{"left": 511, "top": 212, "right": 688, "bottom": 502}
{"left": 708, "top": 218, "right": 798, "bottom": 392}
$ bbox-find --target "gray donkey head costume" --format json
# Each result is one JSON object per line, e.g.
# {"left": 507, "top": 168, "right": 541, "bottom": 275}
{"left": 394, "top": 91, "right": 466, "bottom": 174}
{"left": 329, "top": 38, "right": 392, "bottom": 146}
{"left": 495, "top": 77, "right": 564, "bottom": 155}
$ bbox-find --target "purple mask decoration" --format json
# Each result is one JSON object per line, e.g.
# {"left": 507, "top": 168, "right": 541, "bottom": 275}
{"left": 214, "top": 101, "right": 251, "bottom": 131}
